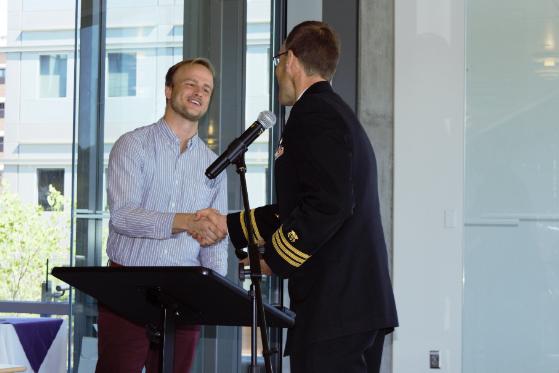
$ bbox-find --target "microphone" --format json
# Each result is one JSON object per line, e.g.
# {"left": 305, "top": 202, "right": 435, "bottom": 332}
{"left": 205, "top": 110, "right": 276, "bottom": 179}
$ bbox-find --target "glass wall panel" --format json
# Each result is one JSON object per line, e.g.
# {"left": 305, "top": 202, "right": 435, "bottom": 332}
{"left": 73, "top": 1, "right": 188, "bottom": 370}
{"left": 0, "top": 0, "right": 74, "bottom": 305}
{"left": 245, "top": 0, "right": 272, "bottom": 208}
{"left": 0, "top": 1, "right": 74, "bottom": 370}
{"left": 73, "top": 0, "right": 281, "bottom": 371}
{"left": 464, "top": 0, "right": 559, "bottom": 371}
{"left": 240, "top": 0, "right": 278, "bottom": 367}
{"left": 0, "top": 0, "right": 282, "bottom": 370}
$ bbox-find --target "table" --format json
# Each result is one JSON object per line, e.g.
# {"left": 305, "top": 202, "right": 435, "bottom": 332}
{"left": 0, "top": 318, "right": 67, "bottom": 373}
{"left": 0, "top": 364, "right": 26, "bottom": 372}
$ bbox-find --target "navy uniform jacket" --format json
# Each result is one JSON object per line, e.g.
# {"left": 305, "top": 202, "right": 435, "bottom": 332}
{"left": 227, "top": 81, "right": 398, "bottom": 355}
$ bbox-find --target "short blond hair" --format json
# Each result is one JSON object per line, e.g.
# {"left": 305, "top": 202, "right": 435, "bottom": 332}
{"left": 165, "top": 58, "right": 216, "bottom": 87}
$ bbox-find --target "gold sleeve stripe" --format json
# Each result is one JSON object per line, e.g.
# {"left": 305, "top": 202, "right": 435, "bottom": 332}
{"left": 273, "top": 231, "right": 306, "bottom": 265}
{"left": 239, "top": 211, "right": 248, "bottom": 241}
{"left": 272, "top": 233, "right": 301, "bottom": 267}
{"left": 249, "top": 209, "right": 263, "bottom": 243}
{"left": 278, "top": 227, "right": 310, "bottom": 260}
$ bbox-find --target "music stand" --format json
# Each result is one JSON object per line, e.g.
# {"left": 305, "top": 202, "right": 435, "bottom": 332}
{"left": 52, "top": 266, "right": 295, "bottom": 373}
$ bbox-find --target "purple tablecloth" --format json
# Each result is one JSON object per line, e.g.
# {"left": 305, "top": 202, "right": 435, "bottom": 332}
{"left": 0, "top": 318, "right": 63, "bottom": 373}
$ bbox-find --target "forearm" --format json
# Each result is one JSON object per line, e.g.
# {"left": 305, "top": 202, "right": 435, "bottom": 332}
{"left": 110, "top": 207, "right": 175, "bottom": 239}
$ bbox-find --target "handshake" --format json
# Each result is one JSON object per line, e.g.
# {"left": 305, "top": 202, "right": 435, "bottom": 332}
{"left": 184, "top": 208, "right": 273, "bottom": 275}
{"left": 187, "top": 208, "right": 228, "bottom": 246}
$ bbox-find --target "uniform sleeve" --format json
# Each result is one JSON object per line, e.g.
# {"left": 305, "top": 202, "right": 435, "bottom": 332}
{"left": 227, "top": 204, "right": 280, "bottom": 249}
{"left": 107, "top": 134, "right": 175, "bottom": 239}
{"left": 263, "top": 111, "right": 355, "bottom": 278}
{"left": 198, "top": 171, "right": 229, "bottom": 276}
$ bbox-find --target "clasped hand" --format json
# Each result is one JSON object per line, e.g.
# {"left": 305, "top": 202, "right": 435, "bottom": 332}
{"left": 189, "top": 208, "right": 227, "bottom": 246}
{"left": 191, "top": 209, "right": 273, "bottom": 276}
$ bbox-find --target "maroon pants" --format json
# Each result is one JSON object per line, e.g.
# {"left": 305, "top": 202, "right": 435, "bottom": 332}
{"left": 95, "top": 304, "right": 200, "bottom": 373}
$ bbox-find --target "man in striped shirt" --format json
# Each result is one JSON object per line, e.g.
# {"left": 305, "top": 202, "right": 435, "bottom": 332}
{"left": 96, "top": 58, "right": 228, "bottom": 373}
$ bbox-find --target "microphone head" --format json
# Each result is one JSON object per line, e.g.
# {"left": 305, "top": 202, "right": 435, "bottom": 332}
{"left": 257, "top": 110, "right": 276, "bottom": 129}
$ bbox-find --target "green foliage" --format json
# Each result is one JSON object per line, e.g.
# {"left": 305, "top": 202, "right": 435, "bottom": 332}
{"left": 0, "top": 182, "right": 70, "bottom": 301}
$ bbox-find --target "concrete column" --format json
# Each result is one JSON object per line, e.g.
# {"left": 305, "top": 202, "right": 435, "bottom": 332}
{"left": 358, "top": 0, "right": 395, "bottom": 372}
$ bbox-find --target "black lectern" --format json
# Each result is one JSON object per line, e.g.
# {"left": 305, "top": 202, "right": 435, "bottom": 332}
{"left": 52, "top": 266, "right": 295, "bottom": 372}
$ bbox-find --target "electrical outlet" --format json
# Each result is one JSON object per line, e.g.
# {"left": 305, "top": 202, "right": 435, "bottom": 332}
{"left": 430, "top": 350, "right": 440, "bottom": 369}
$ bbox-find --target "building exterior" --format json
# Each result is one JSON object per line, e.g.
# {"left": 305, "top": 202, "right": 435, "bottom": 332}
{"left": 2, "top": 0, "right": 76, "bottom": 206}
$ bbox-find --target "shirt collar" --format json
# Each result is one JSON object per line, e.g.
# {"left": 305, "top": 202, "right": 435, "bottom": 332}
{"left": 296, "top": 87, "right": 309, "bottom": 102}
{"left": 158, "top": 118, "right": 200, "bottom": 150}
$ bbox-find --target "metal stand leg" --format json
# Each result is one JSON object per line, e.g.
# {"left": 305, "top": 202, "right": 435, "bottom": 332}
{"left": 160, "top": 305, "right": 177, "bottom": 373}
{"left": 234, "top": 154, "right": 275, "bottom": 373}
{"left": 248, "top": 284, "right": 258, "bottom": 372}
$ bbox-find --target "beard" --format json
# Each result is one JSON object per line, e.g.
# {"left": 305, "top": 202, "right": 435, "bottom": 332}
{"left": 170, "top": 95, "right": 206, "bottom": 122}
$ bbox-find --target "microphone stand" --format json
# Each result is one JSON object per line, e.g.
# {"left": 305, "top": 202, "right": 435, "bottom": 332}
{"left": 233, "top": 152, "right": 275, "bottom": 373}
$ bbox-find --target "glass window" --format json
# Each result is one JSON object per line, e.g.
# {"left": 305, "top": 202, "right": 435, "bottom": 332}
{"left": 107, "top": 52, "right": 137, "bottom": 97}
{"left": 39, "top": 54, "right": 67, "bottom": 97}
{"left": 0, "top": 102, "right": 4, "bottom": 118}
{"left": 1, "top": 0, "right": 73, "bottom": 318}
{"left": 241, "top": 1, "right": 276, "bottom": 365}
{"left": 37, "top": 169, "right": 65, "bottom": 211}
{"left": 1, "top": 0, "right": 282, "bottom": 371}
{"left": 463, "top": 0, "right": 559, "bottom": 371}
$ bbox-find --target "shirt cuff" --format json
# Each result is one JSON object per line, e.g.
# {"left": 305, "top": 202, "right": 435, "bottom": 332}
{"left": 154, "top": 212, "right": 176, "bottom": 239}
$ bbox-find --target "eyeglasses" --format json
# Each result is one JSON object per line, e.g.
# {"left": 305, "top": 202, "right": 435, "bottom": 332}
{"left": 272, "top": 51, "right": 288, "bottom": 67}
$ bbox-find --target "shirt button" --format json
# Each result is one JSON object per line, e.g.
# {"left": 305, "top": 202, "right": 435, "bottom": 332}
{"left": 175, "top": 179, "right": 179, "bottom": 185}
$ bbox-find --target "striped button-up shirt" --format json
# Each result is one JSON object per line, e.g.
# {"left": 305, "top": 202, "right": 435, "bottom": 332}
{"left": 106, "top": 119, "right": 228, "bottom": 275}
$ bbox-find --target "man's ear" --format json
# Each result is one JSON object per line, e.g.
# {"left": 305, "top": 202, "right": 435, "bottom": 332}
{"left": 285, "top": 50, "right": 298, "bottom": 74}
{"left": 165, "top": 85, "right": 172, "bottom": 100}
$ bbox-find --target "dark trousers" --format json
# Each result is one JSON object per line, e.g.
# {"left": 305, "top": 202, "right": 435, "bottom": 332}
{"left": 95, "top": 304, "right": 200, "bottom": 373}
{"left": 290, "top": 330, "right": 385, "bottom": 373}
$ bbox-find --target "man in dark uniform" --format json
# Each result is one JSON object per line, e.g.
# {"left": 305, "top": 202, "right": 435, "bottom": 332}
{"left": 199, "top": 20, "right": 398, "bottom": 373}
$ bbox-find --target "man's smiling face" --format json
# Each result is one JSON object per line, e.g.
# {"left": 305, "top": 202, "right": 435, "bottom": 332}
{"left": 166, "top": 62, "right": 214, "bottom": 122}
